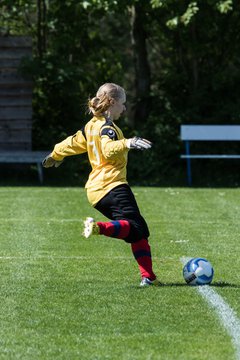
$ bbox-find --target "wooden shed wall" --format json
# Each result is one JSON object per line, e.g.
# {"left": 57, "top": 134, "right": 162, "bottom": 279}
{"left": 0, "top": 37, "right": 33, "bottom": 150}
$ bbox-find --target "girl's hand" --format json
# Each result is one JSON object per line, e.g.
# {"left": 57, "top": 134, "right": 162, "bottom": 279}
{"left": 42, "top": 154, "right": 63, "bottom": 168}
{"left": 127, "top": 137, "right": 152, "bottom": 150}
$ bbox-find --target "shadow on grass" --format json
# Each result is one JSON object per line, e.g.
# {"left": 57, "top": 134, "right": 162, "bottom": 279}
{"left": 163, "top": 281, "right": 239, "bottom": 288}
{"left": 211, "top": 281, "right": 240, "bottom": 288}
{"left": 136, "top": 281, "right": 240, "bottom": 288}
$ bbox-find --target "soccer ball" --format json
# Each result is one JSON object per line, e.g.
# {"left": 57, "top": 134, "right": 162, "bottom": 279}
{"left": 183, "top": 257, "right": 214, "bottom": 285}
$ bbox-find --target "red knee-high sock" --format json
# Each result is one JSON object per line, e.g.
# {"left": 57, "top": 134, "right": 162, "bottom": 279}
{"left": 97, "top": 220, "right": 130, "bottom": 239}
{"left": 131, "top": 238, "right": 156, "bottom": 280}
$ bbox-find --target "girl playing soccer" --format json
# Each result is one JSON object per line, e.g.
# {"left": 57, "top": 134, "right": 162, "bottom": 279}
{"left": 42, "top": 83, "right": 160, "bottom": 287}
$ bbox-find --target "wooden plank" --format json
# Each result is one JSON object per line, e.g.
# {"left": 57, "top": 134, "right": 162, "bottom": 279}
{"left": 0, "top": 71, "right": 32, "bottom": 82}
{"left": 0, "top": 49, "right": 32, "bottom": 60}
{"left": 0, "top": 70, "right": 29, "bottom": 76}
{"left": 0, "top": 151, "right": 49, "bottom": 163}
{"left": 0, "top": 119, "right": 32, "bottom": 129}
{"left": 0, "top": 128, "right": 31, "bottom": 142}
{"left": 0, "top": 69, "right": 31, "bottom": 78}
{"left": 0, "top": 68, "right": 20, "bottom": 75}
{"left": 0, "top": 142, "right": 31, "bottom": 151}
{"left": 0, "top": 131, "right": 31, "bottom": 141}
{"left": 0, "top": 59, "right": 22, "bottom": 68}
{"left": 0, "top": 129, "right": 31, "bottom": 137}
{"left": 0, "top": 119, "right": 32, "bottom": 127}
{"left": 0, "top": 87, "right": 32, "bottom": 96}
{"left": 0, "top": 97, "right": 32, "bottom": 106}
{"left": 0, "top": 78, "right": 32, "bottom": 87}
{"left": 0, "top": 107, "right": 32, "bottom": 120}
{"left": 0, "top": 37, "right": 32, "bottom": 48}
{"left": 0, "top": 37, "right": 33, "bottom": 152}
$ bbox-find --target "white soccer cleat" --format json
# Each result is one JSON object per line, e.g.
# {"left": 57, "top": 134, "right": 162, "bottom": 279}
{"left": 140, "top": 277, "right": 162, "bottom": 287}
{"left": 83, "top": 217, "right": 100, "bottom": 238}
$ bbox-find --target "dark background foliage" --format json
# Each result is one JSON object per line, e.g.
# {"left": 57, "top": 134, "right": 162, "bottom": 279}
{"left": 1, "top": 0, "right": 240, "bottom": 186}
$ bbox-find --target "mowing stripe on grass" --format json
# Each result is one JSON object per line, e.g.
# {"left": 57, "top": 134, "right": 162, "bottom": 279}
{"left": 0, "top": 255, "right": 134, "bottom": 260}
{"left": 181, "top": 257, "right": 240, "bottom": 360}
{"left": 0, "top": 255, "right": 169, "bottom": 260}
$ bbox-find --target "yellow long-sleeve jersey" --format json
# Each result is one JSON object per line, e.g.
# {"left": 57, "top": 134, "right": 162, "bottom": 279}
{"left": 51, "top": 116, "right": 129, "bottom": 206}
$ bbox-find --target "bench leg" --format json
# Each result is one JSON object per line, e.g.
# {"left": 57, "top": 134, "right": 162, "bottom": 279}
{"left": 185, "top": 141, "right": 192, "bottom": 186}
{"left": 186, "top": 158, "right": 192, "bottom": 186}
{"left": 37, "top": 162, "right": 43, "bottom": 184}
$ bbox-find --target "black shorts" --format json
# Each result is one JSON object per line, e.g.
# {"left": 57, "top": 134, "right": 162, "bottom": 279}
{"left": 95, "top": 184, "right": 150, "bottom": 243}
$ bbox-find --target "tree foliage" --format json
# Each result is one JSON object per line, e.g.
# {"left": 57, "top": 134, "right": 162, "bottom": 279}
{"left": 1, "top": 0, "right": 240, "bottom": 185}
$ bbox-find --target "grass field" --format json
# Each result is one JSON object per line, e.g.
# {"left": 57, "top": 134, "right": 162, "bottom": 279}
{"left": 0, "top": 186, "right": 240, "bottom": 359}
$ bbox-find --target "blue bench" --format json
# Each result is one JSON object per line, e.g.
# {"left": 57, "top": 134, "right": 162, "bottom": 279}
{"left": 0, "top": 151, "right": 49, "bottom": 183}
{"left": 180, "top": 125, "right": 240, "bottom": 186}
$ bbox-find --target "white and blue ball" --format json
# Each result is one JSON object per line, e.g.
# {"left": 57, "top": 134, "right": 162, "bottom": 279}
{"left": 183, "top": 258, "right": 214, "bottom": 285}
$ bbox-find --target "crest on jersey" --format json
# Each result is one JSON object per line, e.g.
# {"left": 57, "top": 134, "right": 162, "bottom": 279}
{"left": 101, "top": 127, "right": 117, "bottom": 140}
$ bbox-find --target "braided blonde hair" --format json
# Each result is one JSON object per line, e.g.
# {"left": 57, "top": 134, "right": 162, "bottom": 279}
{"left": 88, "top": 83, "right": 125, "bottom": 116}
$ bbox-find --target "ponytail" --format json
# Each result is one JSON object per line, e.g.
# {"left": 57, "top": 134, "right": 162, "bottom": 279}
{"left": 88, "top": 83, "right": 125, "bottom": 116}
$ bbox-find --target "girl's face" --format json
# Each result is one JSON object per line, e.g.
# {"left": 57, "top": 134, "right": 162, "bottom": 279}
{"left": 107, "top": 92, "right": 126, "bottom": 121}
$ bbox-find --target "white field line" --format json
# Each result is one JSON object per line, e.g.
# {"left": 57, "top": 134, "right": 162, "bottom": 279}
{"left": 198, "top": 286, "right": 240, "bottom": 359}
{"left": 181, "top": 257, "right": 240, "bottom": 360}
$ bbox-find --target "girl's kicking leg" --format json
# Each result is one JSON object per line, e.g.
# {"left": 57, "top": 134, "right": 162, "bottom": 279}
{"left": 83, "top": 185, "right": 160, "bottom": 286}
